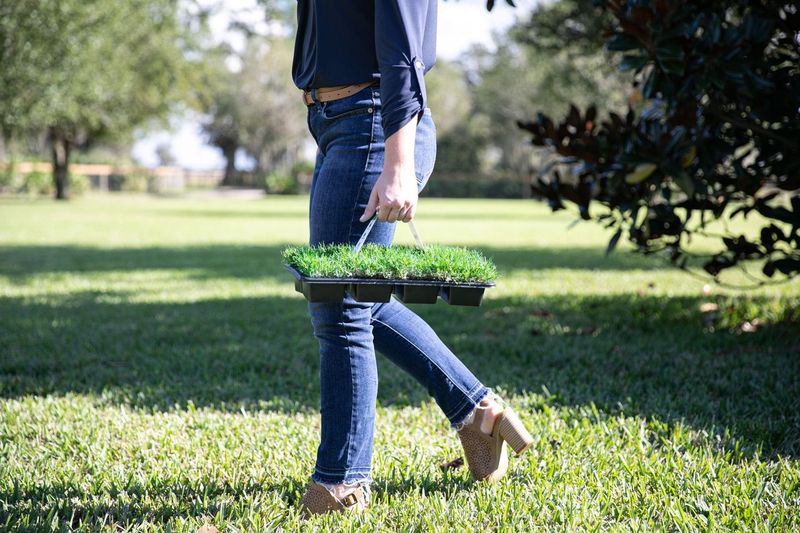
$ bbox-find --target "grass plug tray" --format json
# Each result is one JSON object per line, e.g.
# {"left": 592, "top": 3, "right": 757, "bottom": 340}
{"left": 283, "top": 244, "right": 497, "bottom": 306}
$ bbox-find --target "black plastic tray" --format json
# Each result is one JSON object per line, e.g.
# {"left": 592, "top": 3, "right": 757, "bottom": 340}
{"left": 285, "top": 265, "right": 494, "bottom": 306}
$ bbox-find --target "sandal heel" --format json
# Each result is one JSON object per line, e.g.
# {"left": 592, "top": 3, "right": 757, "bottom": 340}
{"left": 497, "top": 408, "right": 533, "bottom": 456}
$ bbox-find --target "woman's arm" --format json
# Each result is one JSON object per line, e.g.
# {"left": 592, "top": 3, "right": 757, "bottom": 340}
{"left": 360, "top": 120, "right": 418, "bottom": 223}
{"left": 359, "top": 0, "right": 434, "bottom": 224}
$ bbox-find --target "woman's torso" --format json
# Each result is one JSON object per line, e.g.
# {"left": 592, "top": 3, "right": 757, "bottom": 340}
{"left": 292, "top": 0, "right": 436, "bottom": 90}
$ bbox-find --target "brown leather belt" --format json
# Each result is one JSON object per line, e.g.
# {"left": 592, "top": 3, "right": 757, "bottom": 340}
{"left": 302, "top": 80, "right": 376, "bottom": 106}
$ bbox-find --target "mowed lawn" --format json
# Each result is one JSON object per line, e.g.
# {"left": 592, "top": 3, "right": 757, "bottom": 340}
{"left": 0, "top": 193, "right": 798, "bottom": 531}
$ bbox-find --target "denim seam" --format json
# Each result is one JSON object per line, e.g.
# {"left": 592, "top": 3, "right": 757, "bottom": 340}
{"left": 313, "top": 464, "right": 372, "bottom": 476}
{"left": 341, "top": 308, "right": 360, "bottom": 479}
{"left": 346, "top": 89, "right": 378, "bottom": 245}
{"left": 444, "top": 381, "right": 484, "bottom": 420}
{"left": 311, "top": 471, "right": 373, "bottom": 488}
{"left": 372, "top": 316, "right": 473, "bottom": 400}
{"left": 447, "top": 385, "right": 491, "bottom": 427}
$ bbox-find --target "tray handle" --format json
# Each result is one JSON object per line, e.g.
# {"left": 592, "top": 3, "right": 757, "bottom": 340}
{"left": 352, "top": 212, "right": 424, "bottom": 254}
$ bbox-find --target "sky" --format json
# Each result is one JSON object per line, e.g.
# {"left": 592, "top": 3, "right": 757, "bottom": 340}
{"left": 131, "top": 0, "right": 540, "bottom": 170}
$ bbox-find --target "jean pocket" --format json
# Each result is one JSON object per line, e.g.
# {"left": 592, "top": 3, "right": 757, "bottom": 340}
{"left": 321, "top": 87, "right": 375, "bottom": 121}
{"left": 322, "top": 104, "right": 373, "bottom": 121}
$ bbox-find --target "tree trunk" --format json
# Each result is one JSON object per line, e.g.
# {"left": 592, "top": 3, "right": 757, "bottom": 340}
{"left": 50, "top": 130, "right": 72, "bottom": 200}
{"left": 221, "top": 144, "right": 237, "bottom": 186}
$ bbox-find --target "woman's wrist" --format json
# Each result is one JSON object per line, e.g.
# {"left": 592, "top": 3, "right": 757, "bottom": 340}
{"left": 384, "top": 117, "right": 417, "bottom": 175}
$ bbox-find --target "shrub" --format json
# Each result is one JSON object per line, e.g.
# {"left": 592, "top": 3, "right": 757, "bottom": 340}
{"left": 21, "top": 171, "right": 53, "bottom": 196}
{"left": 109, "top": 172, "right": 149, "bottom": 192}
{"left": 264, "top": 172, "right": 299, "bottom": 194}
{"left": 291, "top": 160, "right": 314, "bottom": 177}
{"left": 0, "top": 165, "right": 21, "bottom": 192}
{"left": 423, "top": 175, "right": 523, "bottom": 198}
{"left": 121, "top": 172, "right": 150, "bottom": 192}
{"left": 517, "top": 1, "right": 800, "bottom": 283}
{"left": 69, "top": 173, "right": 89, "bottom": 195}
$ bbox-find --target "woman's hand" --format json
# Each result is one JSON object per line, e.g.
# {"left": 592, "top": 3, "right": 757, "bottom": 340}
{"left": 360, "top": 166, "right": 418, "bottom": 223}
{"left": 359, "top": 116, "right": 418, "bottom": 223}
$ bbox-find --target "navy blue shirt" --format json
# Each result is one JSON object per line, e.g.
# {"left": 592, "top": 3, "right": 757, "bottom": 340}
{"left": 292, "top": 0, "right": 437, "bottom": 140}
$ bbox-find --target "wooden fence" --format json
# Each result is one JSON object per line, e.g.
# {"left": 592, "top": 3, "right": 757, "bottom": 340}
{"left": 2, "top": 162, "right": 224, "bottom": 191}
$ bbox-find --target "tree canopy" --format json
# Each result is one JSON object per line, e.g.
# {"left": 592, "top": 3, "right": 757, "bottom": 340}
{"left": 0, "top": 0, "right": 196, "bottom": 198}
{"left": 200, "top": 36, "right": 308, "bottom": 184}
{"left": 428, "top": 0, "right": 631, "bottom": 198}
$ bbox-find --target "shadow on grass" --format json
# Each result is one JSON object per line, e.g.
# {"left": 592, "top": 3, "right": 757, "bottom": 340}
{"left": 0, "top": 472, "right": 485, "bottom": 530}
{"left": 158, "top": 206, "right": 574, "bottom": 222}
{"left": 2, "top": 291, "right": 798, "bottom": 459}
{"left": 480, "top": 245, "right": 664, "bottom": 272}
{"left": 0, "top": 244, "right": 292, "bottom": 282}
{"left": 0, "top": 478, "right": 302, "bottom": 531}
{"left": 0, "top": 242, "right": 663, "bottom": 282}
{"left": 0, "top": 461, "right": 486, "bottom": 530}
{"left": 1, "top": 243, "right": 798, "bottom": 459}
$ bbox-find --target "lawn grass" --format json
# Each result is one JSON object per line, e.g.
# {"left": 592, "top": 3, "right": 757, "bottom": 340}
{"left": 282, "top": 243, "right": 498, "bottom": 283}
{"left": 0, "top": 193, "right": 798, "bottom": 531}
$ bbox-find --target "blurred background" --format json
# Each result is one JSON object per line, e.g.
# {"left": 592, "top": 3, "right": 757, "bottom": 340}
{"left": 0, "top": 0, "right": 631, "bottom": 199}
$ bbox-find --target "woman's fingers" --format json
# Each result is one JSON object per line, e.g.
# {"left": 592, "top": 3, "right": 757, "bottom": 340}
{"left": 359, "top": 187, "right": 380, "bottom": 222}
{"left": 374, "top": 189, "right": 416, "bottom": 223}
{"left": 376, "top": 203, "right": 390, "bottom": 221}
{"left": 387, "top": 204, "right": 403, "bottom": 223}
{"left": 397, "top": 206, "right": 408, "bottom": 222}
{"left": 378, "top": 203, "right": 398, "bottom": 222}
{"left": 401, "top": 204, "right": 415, "bottom": 223}
{"left": 377, "top": 199, "right": 407, "bottom": 222}
{"left": 398, "top": 201, "right": 417, "bottom": 222}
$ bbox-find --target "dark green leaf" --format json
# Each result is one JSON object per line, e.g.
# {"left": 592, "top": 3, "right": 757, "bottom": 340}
{"left": 606, "top": 228, "right": 623, "bottom": 256}
{"left": 606, "top": 34, "right": 641, "bottom": 51}
{"left": 619, "top": 54, "right": 649, "bottom": 72}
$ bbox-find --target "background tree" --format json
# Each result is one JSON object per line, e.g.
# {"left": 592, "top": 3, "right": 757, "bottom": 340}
{"left": 423, "top": 59, "right": 489, "bottom": 177}
{"left": 236, "top": 37, "right": 308, "bottom": 177}
{"left": 515, "top": 0, "right": 800, "bottom": 283}
{"left": 155, "top": 142, "right": 177, "bottom": 168}
{"left": 199, "top": 35, "right": 307, "bottom": 185}
{"left": 424, "top": 60, "right": 473, "bottom": 137}
{"left": 199, "top": 47, "right": 245, "bottom": 185}
{"left": 0, "top": 0, "right": 196, "bottom": 199}
{"left": 426, "top": 0, "right": 630, "bottom": 197}
{"left": 477, "top": 0, "right": 630, "bottom": 178}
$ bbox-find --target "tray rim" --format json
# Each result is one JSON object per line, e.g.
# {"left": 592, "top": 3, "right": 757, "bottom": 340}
{"left": 284, "top": 264, "right": 496, "bottom": 288}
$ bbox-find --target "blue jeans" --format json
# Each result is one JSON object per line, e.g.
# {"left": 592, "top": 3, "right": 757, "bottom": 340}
{"left": 304, "top": 84, "right": 490, "bottom": 486}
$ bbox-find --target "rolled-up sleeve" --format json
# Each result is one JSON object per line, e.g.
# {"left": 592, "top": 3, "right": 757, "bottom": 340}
{"left": 375, "top": 0, "right": 430, "bottom": 139}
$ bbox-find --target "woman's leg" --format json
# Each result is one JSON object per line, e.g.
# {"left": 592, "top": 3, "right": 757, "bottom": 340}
{"left": 306, "top": 88, "right": 489, "bottom": 488}
{"left": 367, "top": 106, "right": 489, "bottom": 427}
{"left": 370, "top": 299, "right": 490, "bottom": 427}
{"left": 306, "top": 88, "right": 384, "bottom": 486}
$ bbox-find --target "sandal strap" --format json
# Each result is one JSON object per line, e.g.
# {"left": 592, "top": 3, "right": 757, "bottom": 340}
{"left": 339, "top": 487, "right": 365, "bottom": 508}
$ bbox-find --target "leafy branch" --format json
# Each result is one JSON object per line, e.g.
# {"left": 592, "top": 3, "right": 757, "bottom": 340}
{"left": 515, "top": 0, "right": 800, "bottom": 285}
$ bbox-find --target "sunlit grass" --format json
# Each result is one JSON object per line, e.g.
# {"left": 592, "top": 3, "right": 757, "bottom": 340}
{"left": 0, "top": 193, "right": 798, "bottom": 531}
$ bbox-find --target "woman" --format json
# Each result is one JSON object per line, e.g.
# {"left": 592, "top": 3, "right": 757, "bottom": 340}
{"left": 292, "top": 0, "right": 534, "bottom": 515}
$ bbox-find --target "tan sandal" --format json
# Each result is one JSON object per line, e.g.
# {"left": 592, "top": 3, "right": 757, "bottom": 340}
{"left": 457, "top": 395, "right": 534, "bottom": 482}
{"left": 299, "top": 480, "right": 368, "bottom": 516}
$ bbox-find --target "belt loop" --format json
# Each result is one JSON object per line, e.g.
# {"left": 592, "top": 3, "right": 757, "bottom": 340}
{"left": 311, "top": 87, "right": 319, "bottom": 104}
